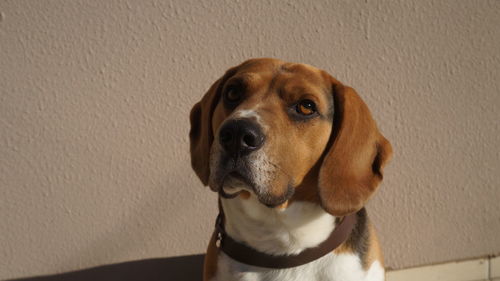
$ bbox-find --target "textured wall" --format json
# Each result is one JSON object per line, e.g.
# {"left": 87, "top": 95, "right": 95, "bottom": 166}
{"left": 1, "top": 0, "right": 499, "bottom": 279}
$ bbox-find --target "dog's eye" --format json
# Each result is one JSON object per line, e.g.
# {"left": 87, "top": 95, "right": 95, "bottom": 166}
{"left": 296, "top": 99, "right": 317, "bottom": 116}
{"left": 224, "top": 87, "right": 243, "bottom": 105}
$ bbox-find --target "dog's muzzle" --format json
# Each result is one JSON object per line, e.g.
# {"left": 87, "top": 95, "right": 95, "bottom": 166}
{"left": 212, "top": 118, "right": 293, "bottom": 206}
{"left": 214, "top": 118, "right": 265, "bottom": 196}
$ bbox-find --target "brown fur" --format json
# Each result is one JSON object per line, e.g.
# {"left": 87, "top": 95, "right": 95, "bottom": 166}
{"left": 318, "top": 77, "right": 392, "bottom": 216}
{"left": 365, "top": 222, "right": 385, "bottom": 270}
{"left": 203, "top": 232, "right": 219, "bottom": 281}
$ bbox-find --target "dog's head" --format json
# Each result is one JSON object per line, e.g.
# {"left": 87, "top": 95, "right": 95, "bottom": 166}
{"left": 189, "top": 58, "right": 392, "bottom": 216}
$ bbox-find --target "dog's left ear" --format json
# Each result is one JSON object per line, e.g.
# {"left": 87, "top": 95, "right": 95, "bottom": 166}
{"left": 189, "top": 68, "right": 236, "bottom": 186}
{"left": 318, "top": 77, "right": 392, "bottom": 216}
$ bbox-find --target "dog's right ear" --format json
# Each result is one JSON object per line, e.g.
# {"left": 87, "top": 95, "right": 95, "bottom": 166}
{"left": 189, "top": 68, "right": 236, "bottom": 185}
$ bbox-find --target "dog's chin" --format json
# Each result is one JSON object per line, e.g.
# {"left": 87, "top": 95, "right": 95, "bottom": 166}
{"left": 217, "top": 173, "right": 294, "bottom": 208}
{"left": 256, "top": 186, "right": 295, "bottom": 208}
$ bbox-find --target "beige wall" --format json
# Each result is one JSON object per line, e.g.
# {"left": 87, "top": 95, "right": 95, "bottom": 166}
{"left": 1, "top": 0, "right": 499, "bottom": 279}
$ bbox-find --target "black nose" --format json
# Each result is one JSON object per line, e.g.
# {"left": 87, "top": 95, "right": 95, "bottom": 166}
{"left": 219, "top": 119, "right": 265, "bottom": 156}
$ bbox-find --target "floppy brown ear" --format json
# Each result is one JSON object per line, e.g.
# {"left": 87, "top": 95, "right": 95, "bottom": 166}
{"left": 318, "top": 80, "right": 392, "bottom": 216}
{"left": 189, "top": 79, "right": 222, "bottom": 186}
{"left": 189, "top": 68, "right": 236, "bottom": 186}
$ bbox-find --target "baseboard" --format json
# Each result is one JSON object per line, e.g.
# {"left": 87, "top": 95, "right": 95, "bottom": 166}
{"left": 493, "top": 256, "right": 500, "bottom": 280}
{"left": 386, "top": 256, "right": 500, "bottom": 281}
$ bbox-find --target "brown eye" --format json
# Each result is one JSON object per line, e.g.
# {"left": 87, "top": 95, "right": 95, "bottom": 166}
{"left": 296, "top": 99, "right": 317, "bottom": 115}
{"left": 224, "top": 87, "right": 242, "bottom": 104}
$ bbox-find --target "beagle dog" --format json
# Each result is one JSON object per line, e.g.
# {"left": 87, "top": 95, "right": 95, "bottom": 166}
{"left": 189, "top": 58, "right": 392, "bottom": 281}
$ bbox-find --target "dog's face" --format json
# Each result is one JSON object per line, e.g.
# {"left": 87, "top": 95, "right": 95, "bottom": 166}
{"left": 190, "top": 58, "right": 392, "bottom": 216}
{"left": 209, "top": 59, "right": 334, "bottom": 207}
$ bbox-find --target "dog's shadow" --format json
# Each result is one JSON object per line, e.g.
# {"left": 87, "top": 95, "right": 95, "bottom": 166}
{"left": 6, "top": 254, "right": 204, "bottom": 281}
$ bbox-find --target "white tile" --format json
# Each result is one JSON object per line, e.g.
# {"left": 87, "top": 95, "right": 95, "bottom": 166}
{"left": 386, "top": 258, "right": 488, "bottom": 281}
{"left": 492, "top": 256, "right": 500, "bottom": 279}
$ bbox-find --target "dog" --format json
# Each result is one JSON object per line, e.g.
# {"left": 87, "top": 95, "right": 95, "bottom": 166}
{"left": 189, "top": 58, "right": 392, "bottom": 281}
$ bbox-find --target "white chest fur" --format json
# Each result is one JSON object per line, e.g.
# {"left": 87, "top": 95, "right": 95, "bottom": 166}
{"left": 211, "top": 195, "right": 385, "bottom": 281}
{"left": 214, "top": 252, "right": 384, "bottom": 281}
{"left": 222, "top": 195, "right": 336, "bottom": 255}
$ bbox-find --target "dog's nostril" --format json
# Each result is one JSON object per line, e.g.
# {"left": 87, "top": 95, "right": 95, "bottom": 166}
{"left": 242, "top": 133, "right": 259, "bottom": 148}
{"left": 243, "top": 134, "right": 254, "bottom": 147}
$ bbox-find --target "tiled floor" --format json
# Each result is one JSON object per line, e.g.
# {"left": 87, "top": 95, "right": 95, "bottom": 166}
{"left": 386, "top": 256, "right": 500, "bottom": 281}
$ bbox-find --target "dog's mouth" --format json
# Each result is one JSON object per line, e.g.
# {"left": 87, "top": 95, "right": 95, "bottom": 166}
{"left": 218, "top": 170, "right": 253, "bottom": 197}
{"left": 216, "top": 168, "right": 293, "bottom": 208}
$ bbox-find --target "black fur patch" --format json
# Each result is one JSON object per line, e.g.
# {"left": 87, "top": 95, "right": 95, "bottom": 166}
{"left": 345, "top": 208, "right": 370, "bottom": 268}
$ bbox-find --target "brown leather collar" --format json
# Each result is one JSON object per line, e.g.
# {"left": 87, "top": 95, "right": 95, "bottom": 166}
{"left": 214, "top": 197, "right": 358, "bottom": 268}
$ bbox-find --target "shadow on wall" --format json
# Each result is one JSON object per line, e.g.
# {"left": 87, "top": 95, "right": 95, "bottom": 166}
{"left": 6, "top": 255, "right": 204, "bottom": 281}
